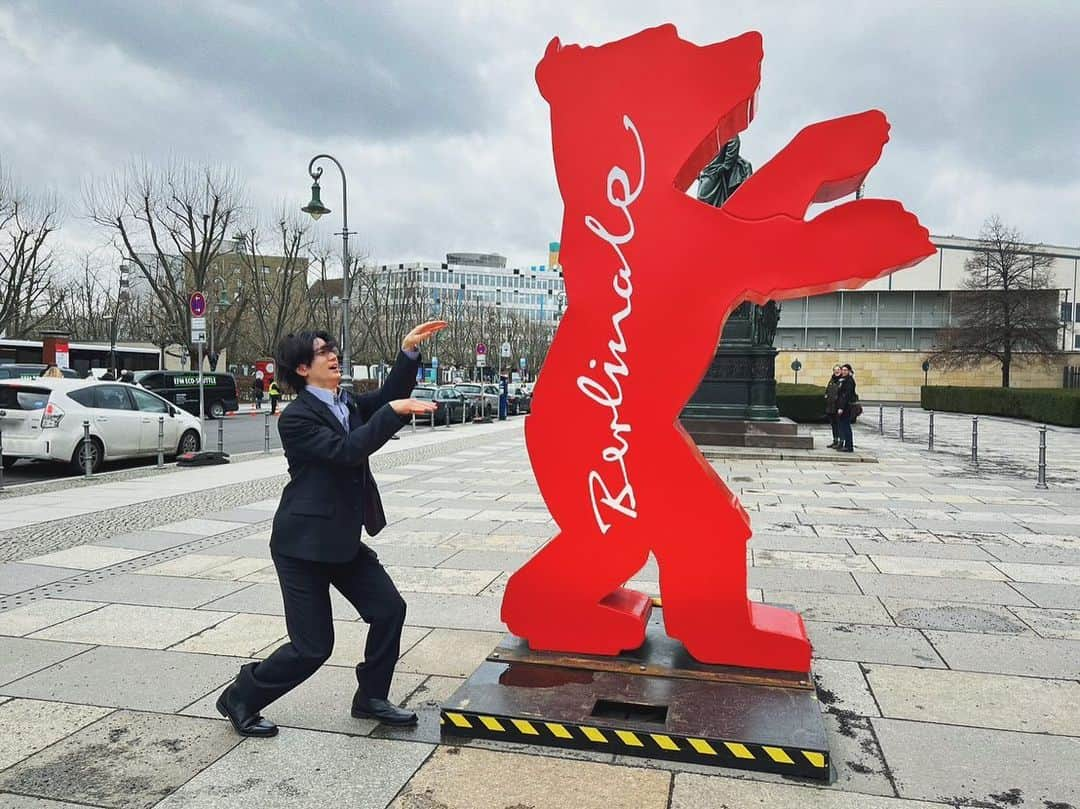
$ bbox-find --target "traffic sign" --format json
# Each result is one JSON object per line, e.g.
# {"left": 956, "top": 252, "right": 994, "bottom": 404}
{"left": 476, "top": 354, "right": 487, "bottom": 367}
{"left": 189, "top": 292, "right": 206, "bottom": 317}
{"left": 520, "top": 357, "right": 527, "bottom": 369}
{"left": 500, "top": 341, "right": 511, "bottom": 358}
{"left": 476, "top": 343, "right": 487, "bottom": 355}
{"left": 191, "top": 316, "right": 206, "bottom": 343}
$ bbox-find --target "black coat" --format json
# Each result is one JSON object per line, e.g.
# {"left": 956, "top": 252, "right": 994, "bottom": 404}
{"left": 836, "top": 375, "right": 857, "bottom": 412}
{"left": 270, "top": 350, "right": 419, "bottom": 562}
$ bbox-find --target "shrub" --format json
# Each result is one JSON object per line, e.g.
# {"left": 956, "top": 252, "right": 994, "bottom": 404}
{"left": 921, "top": 386, "right": 1080, "bottom": 427}
{"left": 776, "top": 383, "right": 827, "bottom": 423}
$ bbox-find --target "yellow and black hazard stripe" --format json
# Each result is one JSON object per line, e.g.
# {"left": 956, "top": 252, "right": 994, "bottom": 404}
{"left": 439, "top": 710, "right": 829, "bottom": 779}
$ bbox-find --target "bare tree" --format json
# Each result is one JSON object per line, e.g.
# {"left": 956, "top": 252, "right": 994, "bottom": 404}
{"left": 84, "top": 160, "right": 244, "bottom": 367}
{"left": 932, "top": 216, "right": 1061, "bottom": 387}
{"left": 235, "top": 211, "right": 312, "bottom": 358}
{"left": 0, "top": 174, "right": 62, "bottom": 338}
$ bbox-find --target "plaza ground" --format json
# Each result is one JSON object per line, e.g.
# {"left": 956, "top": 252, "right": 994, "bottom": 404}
{"left": 0, "top": 414, "right": 1077, "bottom": 809}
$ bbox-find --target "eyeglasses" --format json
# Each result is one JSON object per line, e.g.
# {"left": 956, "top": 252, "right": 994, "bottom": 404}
{"left": 314, "top": 344, "right": 340, "bottom": 358}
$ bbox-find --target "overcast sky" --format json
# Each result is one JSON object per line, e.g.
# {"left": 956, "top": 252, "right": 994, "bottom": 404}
{"left": 1, "top": 0, "right": 1077, "bottom": 276}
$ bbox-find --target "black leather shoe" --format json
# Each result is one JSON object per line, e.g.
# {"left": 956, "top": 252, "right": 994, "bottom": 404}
{"left": 216, "top": 686, "right": 278, "bottom": 737}
{"left": 351, "top": 696, "right": 418, "bottom": 726}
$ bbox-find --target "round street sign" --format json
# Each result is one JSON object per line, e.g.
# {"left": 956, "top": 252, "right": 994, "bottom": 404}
{"left": 476, "top": 343, "right": 487, "bottom": 355}
{"left": 189, "top": 292, "right": 206, "bottom": 317}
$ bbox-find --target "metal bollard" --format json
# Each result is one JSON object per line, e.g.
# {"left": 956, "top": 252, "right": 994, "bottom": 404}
{"left": 971, "top": 416, "right": 979, "bottom": 465}
{"left": 157, "top": 416, "right": 164, "bottom": 468}
{"left": 878, "top": 404, "right": 884, "bottom": 435}
{"left": 431, "top": 408, "right": 436, "bottom": 431}
{"left": 1036, "top": 424, "right": 1048, "bottom": 489}
{"left": 0, "top": 425, "right": 5, "bottom": 491}
{"left": 217, "top": 418, "right": 224, "bottom": 453}
{"left": 899, "top": 407, "right": 905, "bottom": 442}
{"left": 446, "top": 406, "right": 451, "bottom": 428}
{"left": 264, "top": 412, "right": 271, "bottom": 453}
{"left": 411, "top": 413, "right": 416, "bottom": 433}
{"left": 928, "top": 410, "right": 935, "bottom": 451}
{"left": 462, "top": 401, "right": 467, "bottom": 425}
{"left": 83, "top": 420, "right": 92, "bottom": 478}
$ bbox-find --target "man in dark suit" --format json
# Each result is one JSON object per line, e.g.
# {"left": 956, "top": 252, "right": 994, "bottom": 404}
{"left": 216, "top": 322, "right": 445, "bottom": 737}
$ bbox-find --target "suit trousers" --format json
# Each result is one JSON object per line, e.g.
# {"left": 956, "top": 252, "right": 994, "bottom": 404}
{"left": 232, "top": 543, "right": 406, "bottom": 712}
{"left": 838, "top": 412, "right": 854, "bottom": 450}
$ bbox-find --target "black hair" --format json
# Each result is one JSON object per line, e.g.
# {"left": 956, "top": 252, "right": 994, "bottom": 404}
{"left": 275, "top": 330, "right": 337, "bottom": 392}
{"left": 842, "top": 363, "right": 854, "bottom": 372}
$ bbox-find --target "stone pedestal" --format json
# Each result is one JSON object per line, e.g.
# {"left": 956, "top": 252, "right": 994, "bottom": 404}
{"left": 682, "top": 417, "right": 813, "bottom": 449}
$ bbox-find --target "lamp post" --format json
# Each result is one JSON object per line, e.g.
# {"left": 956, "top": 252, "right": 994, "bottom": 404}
{"left": 302, "top": 154, "right": 353, "bottom": 386}
{"left": 103, "top": 263, "right": 131, "bottom": 375}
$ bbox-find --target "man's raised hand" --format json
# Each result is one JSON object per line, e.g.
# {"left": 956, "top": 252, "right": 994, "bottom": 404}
{"left": 402, "top": 321, "right": 449, "bottom": 352}
{"left": 390, "top": 398, "right": 438, "bottom": 417}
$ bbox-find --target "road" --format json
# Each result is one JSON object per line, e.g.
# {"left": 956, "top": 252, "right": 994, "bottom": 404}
{"left": 0, "top": 401, "right": 497, "bottom": 486}
{"left": 0, "top": 406, "right": 285, "bottom": 486}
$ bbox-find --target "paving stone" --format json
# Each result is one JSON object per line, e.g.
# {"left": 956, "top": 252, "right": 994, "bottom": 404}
{"left": 1009, "top": 607, "right": 1080, "bottom": 640}
{"left": 0, "top": 599, "right": 104, "bottom": 637}
{"left": 865, "top": 663, "right": 1080, "bottom": 735}
{"left": 670, "top": 771, "right": 942, "bottom": 808}
{"left": 201, "top": 507, "right": 274, "bottom": 523}
{"left": 60, "top": 572, "right": 249, "bottom": 609}
{"left": 0, "top": 796, "right": 93, "bottom": 808}
{"left": 401, "top": 675, "right": 465, "bottom": 710}
{"left": 1009, "top": 581, "right": 1080, "bottom": 609}
{"left": 157, "top": 728, "right": 431, "bottom": 809}
{"left": 753, "top": 549, "right": 877, "bottom": 572}
{"left": 170, "top": 612, "right": 287, "bottom": 657}
{"left": 181, "top": 663, "right": 425, "bottom": 736}
{"left": 135, "top": 553, "right": 238, "bottom": 577}
{"left": 806, "top": 622, "right": 944, "bottom": 667}
{"left": 197, "top": 581, "right": 354, "bottom": 617}
{"left": 748, "top": 568, "right": 861, "bottom": 594}
{"left": 200, "top": 535, "right": 272, "bottom": 558}
{"left": 20, "top": 545, "right": 150, "bottom": 571}
{"left": 0, "top": 710, "right": 240, "bottom": 809}
{"left": 881, "top": 598, "right": 1030, "bottom": 634}
{"left": 812, "top": 659, "right": 881, "bottom": 717}
{"left": 847, "top": 537, "right": 996, "bottom": 561}
{"left": 248, "top": 621, "right": 429, "bottom": 668}
{"left": 0, "top": 698, "right": 111, "bottom": 770}
{"left": 29, "top": 604, "right": 230, "bottom": 650}
{"left": 924, "top": 630, "right": 1080, "bottom": 679}
{"left": 747, "top": 533, "right": 854, "bottom": 554}
{"left": 853, "top": 572, "right": 1035, "bottom": 606}
{"left": 765, "top": 591, "right": 894, "bottom": 625}
{"left": 364, "top": 544, "right": 457, "bottom": 567}
{"left": 387, "top": 564, "right": 501, "bottom": 595}
{"left": 869, "top": 555, "right": 1007, "bottom": 580}
{"left": 398, "top": 628, "right": 504, "bottom": 678}
{"left": 0, "top": 646, "right": 245, "bottom": 712}
{"left": 0, "top": 637, "right": 91, "bottom": 687}
{"left": 0, "top": 564, "right": 83, "bottom": 595}
{"left": 994, "top": 561, "right": 1080, "bottom": 585}
{"left": 400, "top": 592, "right": 505, "bottom": 632}
{"left": 152, "top": 517, "right": 249, "bottom": 535}
{"left": 438, "top": 533, "right": 543, "bottom": 551}
{"left": 438, "top": 548, "right": 533, "bottom": 571}
{"left": 96, "top": 530, "right": 199, "bottom": 552}
{"left": 195, "top": 556, "right": 274, "bottom": 581}
{"left": 390, "top": 746, "right": 670, "bottom": 809}
{"left": 872, "top": 717, "right": 1080, "bottom": 808}
{"left": 821, "top": 711, "right": 897, "bottom": 797}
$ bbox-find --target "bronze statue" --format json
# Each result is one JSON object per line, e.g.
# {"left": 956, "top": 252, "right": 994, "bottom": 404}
{"left": 697, "top": 137, "right": 780, "bottom": 345}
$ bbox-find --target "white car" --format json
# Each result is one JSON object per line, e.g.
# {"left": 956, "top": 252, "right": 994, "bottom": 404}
{"left": 0, "top": 378, "right": 203, "bottom": 473}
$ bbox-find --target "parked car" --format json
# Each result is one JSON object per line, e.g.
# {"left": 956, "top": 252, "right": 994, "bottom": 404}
{"left": 454, "top": 382, "right": 499, "bottom": 418}
{"left": 0, "top": 364, "right": 81, "bottom": 380}
{"left": 410, "top": 385, "right": 472, "bottom": 425}
{"left": 0, "top": 379, "right": 203, "bottom": 473}
{"left": 506, "top": 382, "right": 532, "bottom": 415}
{"left": 134, "top": 370, "right": 239, "bottom": 419}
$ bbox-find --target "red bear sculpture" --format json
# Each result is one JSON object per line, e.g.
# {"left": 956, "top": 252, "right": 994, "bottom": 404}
{"left": 501, "top": 25, "right": 934, "bottom": 673}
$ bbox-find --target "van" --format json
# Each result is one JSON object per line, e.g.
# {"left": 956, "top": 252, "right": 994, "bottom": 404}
{"left": 134, "top": 371, "right": 239, "bottom": 419}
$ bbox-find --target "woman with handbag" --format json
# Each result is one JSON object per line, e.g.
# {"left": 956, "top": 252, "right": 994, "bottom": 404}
{"left": 824, "top": 365, "right": 842, "bottom": 448}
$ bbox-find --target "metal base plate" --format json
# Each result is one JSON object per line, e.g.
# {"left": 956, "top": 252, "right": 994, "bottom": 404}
{"left": 440, "top": 619, "right": 830, "bottom": 780}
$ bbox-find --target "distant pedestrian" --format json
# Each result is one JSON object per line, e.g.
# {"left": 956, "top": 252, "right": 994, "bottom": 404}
{"left": 824, "top": 365, "right": 842, "bottom": 448}
{"left": 39, "top": 365, "right": 63, "bottom": 379}
{"left": 835, "top": 363, "right": 857, "bottom": 453}
{"left": 268, "top": 380, "right": 281, "bottom": 415}
{"left": 252, "top": 375, "right": 265, "bottom": 410}
{"left": 120, "top": 370, "right": 135, "bottom": 384}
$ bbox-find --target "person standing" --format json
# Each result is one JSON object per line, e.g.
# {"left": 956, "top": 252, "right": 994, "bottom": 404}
{"left": 252, "top": 375, "right": 265, "bottom": 410}
{"left": 268, "top": 379, "right": 282, "bottom": 415}
{"left": 835, "top": 363, "right": 857, "bottom": 453}
{"left": 214, "top": 321, "right": 446, "bottom": 737}
{"left": 824, "top": 365, "right": 842, "bottom": 448}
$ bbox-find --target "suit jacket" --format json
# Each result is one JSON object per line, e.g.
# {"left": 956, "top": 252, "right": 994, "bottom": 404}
{"left": 836, "top": 375, "right": 858, "bottom": 412}
{"left": 270, "top": 350, "right": 419, "bottom": 562}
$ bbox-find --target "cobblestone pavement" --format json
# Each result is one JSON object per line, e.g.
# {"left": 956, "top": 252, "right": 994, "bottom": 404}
{"left": 0, "top": 417, "right": 1077, "bottom": 809}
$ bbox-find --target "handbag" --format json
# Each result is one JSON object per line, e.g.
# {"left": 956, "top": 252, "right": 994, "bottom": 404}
{"left": 851, "top": 403, "right": 864, "bottom": 418}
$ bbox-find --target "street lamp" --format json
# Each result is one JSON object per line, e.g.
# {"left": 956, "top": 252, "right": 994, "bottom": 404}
{"left": 302, "top": 154, "right": 352, "bottom": 386}
{"left": 103, "top": 263, "right": 131, "bottom": 375}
